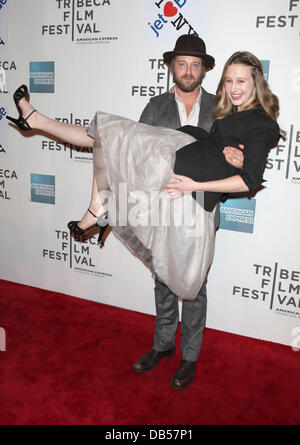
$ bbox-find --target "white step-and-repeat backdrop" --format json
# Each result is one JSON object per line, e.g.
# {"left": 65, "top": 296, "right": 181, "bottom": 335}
{"left": 1, "top": 0, "right": 300, "bottom": 348}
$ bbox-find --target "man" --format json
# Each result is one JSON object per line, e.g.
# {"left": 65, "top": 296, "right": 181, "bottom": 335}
{"left": 133, "top": 34, "right": 243, "bottom": 391}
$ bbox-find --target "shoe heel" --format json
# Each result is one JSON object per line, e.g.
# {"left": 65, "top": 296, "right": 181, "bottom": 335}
{"left": 6, "top": 115, "right": 18, "bottom": 125}
{"left": 97, "top": 224, "right": 109, "bottom": 246}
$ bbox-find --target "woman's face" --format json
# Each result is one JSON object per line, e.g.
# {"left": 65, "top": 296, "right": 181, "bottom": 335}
{"left": 224, "top": 63, "right": 256, "bottom": 111}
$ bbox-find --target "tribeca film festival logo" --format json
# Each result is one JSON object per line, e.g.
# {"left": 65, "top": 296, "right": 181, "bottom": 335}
{"left": 41, "top": 113, "right": 93, "bottom": 162}
{"left": 0, "top": 168, "right": 17, "bottom": 200}
{"left": 0, "top": 98, "right": 18, "bottom": 198}
{"left": 256, "top": 0, "right": 299, "bottom": 30}
{"left": 233, "top": 262, "right": 300, "bottom": 320}
{"left": 41, "top": 0, "right": 116, "bottom": 44}
{"left": 257, "top": 59, "right": 300, "bottom": 185}
{"left": 148, "top": 0, "right": 199, "bottom": 38}
{"left": 266, "top": 124, "right": 300, "bottom": 185}
{"left": 131, "top": 58, "right": 171, "bottom": 98}
{"left": 42, "top": 228, "right": 113, "bottom": 279}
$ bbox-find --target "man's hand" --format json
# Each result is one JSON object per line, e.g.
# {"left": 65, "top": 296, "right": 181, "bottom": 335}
{"left": 223, "top": 145, "right": 244, "bottom": 169}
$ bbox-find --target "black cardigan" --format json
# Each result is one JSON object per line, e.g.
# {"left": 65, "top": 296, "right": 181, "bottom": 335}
{"left": 174, "top": 107, "right": 280, "bottom": 211}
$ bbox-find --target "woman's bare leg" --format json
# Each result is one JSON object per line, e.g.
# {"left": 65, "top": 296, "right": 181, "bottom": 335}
{"left": 18, "top": 96, "right": 93, "bottom": 148}
{"left": 17, "top": 94, "right": 106, "bottom": 229}
{"left": 77, "top": 175, "right": 104, "bottom": 229}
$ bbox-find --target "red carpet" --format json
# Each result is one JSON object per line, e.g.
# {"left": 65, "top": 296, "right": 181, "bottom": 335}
{"left": 0, "top": 279, "right": 299, "bottom": 425}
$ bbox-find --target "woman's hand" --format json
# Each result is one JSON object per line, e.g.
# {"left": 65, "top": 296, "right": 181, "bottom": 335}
{"left": 165, "top": 173, "right": 201, "bottom": 196}
{"left": 166, "top": 173, "right": 249, "bottom": 196}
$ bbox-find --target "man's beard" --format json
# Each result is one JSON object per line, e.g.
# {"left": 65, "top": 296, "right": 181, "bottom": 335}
{"left": 173, "top": 72, "right": 202, "bottom": 93}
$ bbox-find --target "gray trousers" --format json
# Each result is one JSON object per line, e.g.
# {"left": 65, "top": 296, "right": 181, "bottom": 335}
{"left": 153, "top": 277, "right": 207, "bottom": 362}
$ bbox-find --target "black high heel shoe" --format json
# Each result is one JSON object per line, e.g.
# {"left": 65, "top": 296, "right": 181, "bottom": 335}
{"left": 6, "top": 85, "right": 36, "bottom": 131}
{"left": 68, "top": 209, "right": 109, "bottom": 246}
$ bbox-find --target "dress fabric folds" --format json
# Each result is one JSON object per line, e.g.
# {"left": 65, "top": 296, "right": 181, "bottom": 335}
{"left": 88, "top": 112, "right": 216, "bottom": 301}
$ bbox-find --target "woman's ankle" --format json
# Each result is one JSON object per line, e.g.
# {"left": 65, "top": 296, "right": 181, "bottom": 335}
{"left": 88, "top": 201, "right": 103, "bottom": 217}
{"left": 19, "top": 97, "right": 38, "bottom": 128}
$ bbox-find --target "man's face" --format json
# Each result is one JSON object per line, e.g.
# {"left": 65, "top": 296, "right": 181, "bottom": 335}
{"left": 172, "top": 55, "right": 204, "bottom": 92}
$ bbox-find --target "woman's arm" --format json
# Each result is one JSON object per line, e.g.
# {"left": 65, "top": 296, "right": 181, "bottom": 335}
{"left": 165, "top": 173, "right": 249, "bottom": 195}
{"left": 166, "top": 118, "right": 280, "bottom": 196}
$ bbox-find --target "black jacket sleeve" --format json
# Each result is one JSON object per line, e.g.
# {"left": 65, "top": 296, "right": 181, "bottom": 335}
{"left": 240, "top": 121, "right": 279, "bottom": 191}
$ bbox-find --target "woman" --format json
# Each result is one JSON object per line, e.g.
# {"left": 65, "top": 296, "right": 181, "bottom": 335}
{"left": 7, "top": 51, "right": 282, "bottom": 300}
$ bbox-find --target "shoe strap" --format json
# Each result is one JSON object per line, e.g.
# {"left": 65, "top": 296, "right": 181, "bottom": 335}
{"left": 88, "top": 208, "right": 98, "bottom": 218}
{"left": 15, "top": 85, "right": 29, "bottom": 103}
{"left": 25, "top": 109, "right": 36, "bottom": 121}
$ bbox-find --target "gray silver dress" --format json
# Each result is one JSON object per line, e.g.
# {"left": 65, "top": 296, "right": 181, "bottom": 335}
{"left": 87, "top": 111, "right": 216, "bottom": 301}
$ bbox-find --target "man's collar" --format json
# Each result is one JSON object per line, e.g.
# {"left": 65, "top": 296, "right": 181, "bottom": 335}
{"left": 174, "top": 86, "right": 202, "bottom": 103}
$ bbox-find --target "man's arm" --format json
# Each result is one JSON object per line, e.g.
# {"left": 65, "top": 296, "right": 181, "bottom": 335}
{"left": 139, "top": 101, "right": 156, "bottom": 126}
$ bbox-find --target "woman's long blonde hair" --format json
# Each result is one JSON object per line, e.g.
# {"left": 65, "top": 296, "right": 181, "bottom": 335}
{"left": 213, "top": 51, "right": 279, "bottom": 122}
